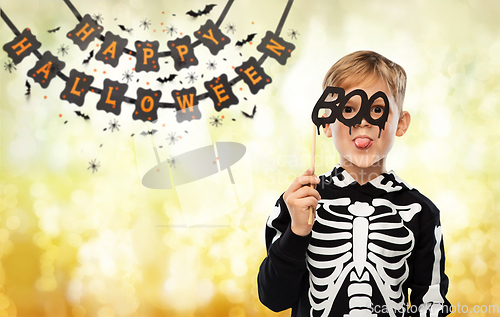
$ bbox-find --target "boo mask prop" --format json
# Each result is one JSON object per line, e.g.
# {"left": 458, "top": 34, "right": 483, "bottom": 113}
{"left": 311, "top": 86, "right": 390, "bottom": 138}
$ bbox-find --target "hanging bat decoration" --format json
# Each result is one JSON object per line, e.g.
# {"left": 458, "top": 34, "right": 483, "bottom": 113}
{"left": 118, "top": 25, "right": 133, "bottom": 33}
{"left": 83, "top": 50, "right": 94, "bottom": 64}
{"left": 157, "top": 74, "right": 177, "bottom": 83}
{"left": 186, "top": 4, "right": 217, "bottom": 17}
{"left": 241, "top": 105, "right": 256, "bottom": 118}
{"left": 25, "top": 80, "right": 31, "bottom": 95}
{"left": 140, "top": 129, "right": 158, "bottom": 136}
{"left": 235, "top": 33, "right": 257, "bottom": 46}
{"left": 0, "top": 0, "right": 299, "bottom": 129}
{"left": 75, "top": 111, "right": 90, "bottom": 120}
{"left": 48, "top": 27, "right": 61, "bottom": 33}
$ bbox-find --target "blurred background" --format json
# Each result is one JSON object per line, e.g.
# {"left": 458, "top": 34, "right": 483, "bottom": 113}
{"left": 1, "top": 0, "right": 499, "bottom": 316}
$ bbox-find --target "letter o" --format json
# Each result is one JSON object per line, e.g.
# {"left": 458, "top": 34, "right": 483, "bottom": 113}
{"left": 141, "top": 96, "right": 154, "bottom": 113}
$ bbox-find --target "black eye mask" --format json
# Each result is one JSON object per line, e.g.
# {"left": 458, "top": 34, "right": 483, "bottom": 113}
{"left": 311, "top": 86, "right": 390, "bottom": 138}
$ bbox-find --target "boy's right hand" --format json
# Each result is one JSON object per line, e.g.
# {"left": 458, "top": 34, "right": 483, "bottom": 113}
{"left": 283, "top": 168, "right": 321, "bottom": 237}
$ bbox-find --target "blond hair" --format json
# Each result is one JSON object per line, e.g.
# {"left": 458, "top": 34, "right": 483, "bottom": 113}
{"left": 322, "top": 50, "right": 407, "bottom": 114}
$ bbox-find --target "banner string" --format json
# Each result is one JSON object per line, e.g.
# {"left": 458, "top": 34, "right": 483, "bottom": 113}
{"left": 2, "top": 0, "right": 294, "bottom": 112}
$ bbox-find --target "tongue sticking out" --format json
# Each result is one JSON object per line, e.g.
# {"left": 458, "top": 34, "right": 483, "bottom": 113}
{"left": 354, "top": 138, "right": 371, "bottom": 148}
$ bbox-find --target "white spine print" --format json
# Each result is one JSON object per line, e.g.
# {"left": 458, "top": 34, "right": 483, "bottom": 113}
{"left": 307, "top": 198, "right": 422, "bottom": 317}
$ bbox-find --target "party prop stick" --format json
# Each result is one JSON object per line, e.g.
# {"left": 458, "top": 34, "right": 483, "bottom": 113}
{"left": 308, "top": 124, "right": 317, "bottom": 225}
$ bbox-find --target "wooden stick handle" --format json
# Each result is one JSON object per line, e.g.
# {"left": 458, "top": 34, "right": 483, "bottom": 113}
{"left": 308, "top": 125, "right": 317, "bottom": 225}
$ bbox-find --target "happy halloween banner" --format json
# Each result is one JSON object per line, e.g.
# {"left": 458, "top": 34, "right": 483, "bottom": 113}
{"left": 1, "top": 0, "right": 295, "bottom": 123}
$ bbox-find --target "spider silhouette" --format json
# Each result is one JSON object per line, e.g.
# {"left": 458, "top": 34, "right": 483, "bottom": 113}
{"left": 186, "top": 72, "right": 198, "bottom": 84}
{"left": 165, "top": 24, "right": 178, "bottom": 36}
{"left": 88, "top": 159, "right": 100, "bottom": 173}
{"left": 108, "top": 119, "right": 120, "bottom": 132}
{"left": 167, "top": 157, "right": 176, "bottom": 168}
{"left": 4, "top": 60, "right": 16, "bottom": 73}
{"left": 206, "top": 60, "right": 217, "bottom": 70}
{"left": 139, "top": 18, "right": 151, "bottom": 30}
{"left": 209, "top": 116, "right": 223, "bottom": 127}
{"left": 122, "top": 70, "right": 134, "bottom": 83}
{"left": 225, "top": 23, "right": 236, "bottom": 34}
{"left": 57, "top": 44, "right": 69, "bottom": 56}
{"left": 167, "top": 132, "right": 178, "bottom": 145}
{"left": 287, "top": 29, "right": 300, "bottom": 40}
{"left": 92, "top": 13, "right": 104, "bottom": 24}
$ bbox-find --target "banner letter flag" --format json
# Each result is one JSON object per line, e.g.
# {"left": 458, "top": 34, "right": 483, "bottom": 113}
{"left": 60, "top": 69, "right": 94, "bottom": 106}
{"left": 193, "top": 19, "right": 231, "bottom": 55}
{"left": 204, "top": 74, "right": 238, "bottom": 111}
{"left": 167, "top": 36, "right": 198, "bottom": 71}
{"left": 66, "top": 14, "right": 103, "bottom": 51}
{"left": 3, "top": 28, "right": 41, "bottom": 64}
{"left": 234, "top": 57, "right": 272, "bottom": 94}
{"left": 133, "top": 88, "right": 161, "bottom": 122}
{"left": 95, "top": 32, "right": 128, "bottom": 67}
{"left": 97, "top": 79, "right": 128, "bottom": 115}
{"left": 172, "top": 87, "right": 201, "bottom": 122}
{"left": 27, "top": 51, "right": 65, "bottom": 88}
{"left": 256, "top": 31, "right": 295, "bottom": 65}
{"left": 134, "top": 40, "right": 160, "bottom": 73}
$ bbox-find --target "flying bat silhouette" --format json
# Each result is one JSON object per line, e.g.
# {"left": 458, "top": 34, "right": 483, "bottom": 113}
{"left": 140, "top": 130, "right": 158, "bottom": 136}
{"left": 186, "top": 4, "right": 216, "bottom": 17}
{"left": 241, "top": 105, "right": 257, "bottom": 118}
{"left": 75, "top": 111, "right": 90, "bottom": 120}
{"left": 118, "top": 25, "right": 133, "bottom": 33}
{"left": 157, "top": 74, "right": 177, "bottom": 83}
{"left": 48, "top": 27, "right": 61, "bottom": 33}
{"left": 236, "top": 33, "right": 257, "bottom": 46}
{"left": 25, "top": 80, "right": 31, "bottom": 96}
{"left": 83, "top": 50, "right": 94, "bottom": 64}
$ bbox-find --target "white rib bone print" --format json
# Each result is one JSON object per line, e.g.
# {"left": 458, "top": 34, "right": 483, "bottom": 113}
{"left": 306, "top": 198, "right": 422, "bottom": 317}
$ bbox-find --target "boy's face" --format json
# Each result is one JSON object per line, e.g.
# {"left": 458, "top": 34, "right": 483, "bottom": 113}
{"left": 324, "top": 78, "right": 410, "bottom": 171}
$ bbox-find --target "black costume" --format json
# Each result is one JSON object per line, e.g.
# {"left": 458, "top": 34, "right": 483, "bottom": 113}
{"left": 258, "top": 165, "right": 451, "bottom": 317}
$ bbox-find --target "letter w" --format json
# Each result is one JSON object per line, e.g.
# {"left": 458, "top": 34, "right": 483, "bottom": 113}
{"left": 176, "top": 94, "right": 194, "bottom": 113}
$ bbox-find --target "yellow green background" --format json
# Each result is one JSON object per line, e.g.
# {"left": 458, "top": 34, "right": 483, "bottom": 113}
{"left": 1, "top": 0, "right": 499, "bottom": 316}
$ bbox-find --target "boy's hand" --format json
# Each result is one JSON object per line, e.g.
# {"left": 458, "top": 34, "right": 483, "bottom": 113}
{"left": 283, "top": 168, "right": 321, "bottom": 237}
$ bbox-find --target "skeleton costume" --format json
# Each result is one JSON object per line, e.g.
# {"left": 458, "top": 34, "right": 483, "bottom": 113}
{"left": 258, "top": 165, "right": 451, "bottom": 317}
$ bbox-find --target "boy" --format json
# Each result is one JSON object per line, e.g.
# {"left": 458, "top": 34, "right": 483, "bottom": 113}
{"left": 257, "top": 51, "right": 451, "bottom": 317}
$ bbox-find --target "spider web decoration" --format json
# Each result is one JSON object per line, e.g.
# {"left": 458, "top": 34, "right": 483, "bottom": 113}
{"left": 4, "top": 59, "right": 16, "bottom": 73}
{"left": 165, "top": 24, "right": 178, "bottom": 36}
{"left": 1, "top": 0, "right": 297, "bottom": 124}
{"left": 209, "top": 115, "right": 223, "bottom": 127}
{"left": 167, "top": 132, "right": 179, "bottom": 145}
{"left": 139, "top": 18, "right": 151, "bottom": 30}
{"left": 87, "top": 159, "right": 100, "bottom": 173}
{"left": 287, "top": 28, "right": 299, "bottom": 40}
{"left": 186, "top": 72, "right": 198, "bottom": 84}
{"left": 206, "top": 60, "right": 217, "bottom": 70}
{"left": 225, "top": 22, "right": 236, "bottom": 34}
{"left": 57, "top": 44, "right": 70, "bottom": 56}
{"left": 122, "top": 70, "right": 134, "bottom": 83}
{"left": 92, "top": 12, "right": 103, "bottom": 24}
{"left": 108, "top": 119, "right": 120, "bottom": 132}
